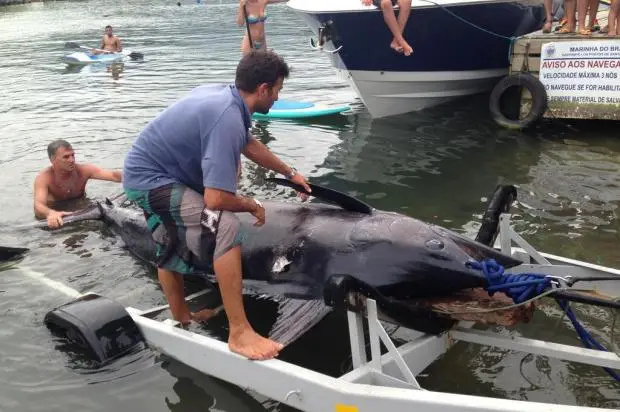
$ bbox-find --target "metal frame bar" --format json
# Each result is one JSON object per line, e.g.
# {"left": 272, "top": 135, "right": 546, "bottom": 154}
{"left": 19, "top": 212, "right": 620, "bottom": 412}
{"left": 125, "top": 305, "right": 612, "bottom": 412}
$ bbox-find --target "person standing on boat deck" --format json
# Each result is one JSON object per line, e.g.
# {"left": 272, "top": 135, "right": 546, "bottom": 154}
{"left": 361, "top": 0, "right": 413, "bottom": 56}
{"left": 122, "top": 50, "right": 312, "bottom": 361}
{"left": 33, "top": 140, "right": 123, "bottom": 229}
{"left": 92, "top": 25, "right": 122, "bottom": 54}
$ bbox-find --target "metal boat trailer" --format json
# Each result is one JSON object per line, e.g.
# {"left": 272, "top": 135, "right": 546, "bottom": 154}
{"left": 40, "top": 213, "right": 620, "bottom": 412}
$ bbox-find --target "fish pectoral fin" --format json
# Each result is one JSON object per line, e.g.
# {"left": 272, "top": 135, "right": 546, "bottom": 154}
{"left": 268, "top": 298, "right": 332, "bottom": 347}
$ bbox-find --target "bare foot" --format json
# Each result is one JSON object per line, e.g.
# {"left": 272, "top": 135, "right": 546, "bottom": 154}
{"left": 190, "top": 307, "right": 221, "bottom": 323}
{"left": 228, "top": 326, "right": 283, "bottom": 360}
{"left": 542, "top": 21, "right": 552, "bottom": 33}
{"left": 178, "top": 313, "right": 192, "bottom": 327}
{"left": 400, "top": 39, "right": 413, "bottom": 56}
{"left": 390, "top": 39, "right": 403, "bottom": 53}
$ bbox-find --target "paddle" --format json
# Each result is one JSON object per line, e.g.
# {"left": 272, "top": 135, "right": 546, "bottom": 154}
{"left": 242, "top": 3, "right": 254, "bottom": 50}
{"left": 64, "top": 41, "right": 144, "bottom": 60}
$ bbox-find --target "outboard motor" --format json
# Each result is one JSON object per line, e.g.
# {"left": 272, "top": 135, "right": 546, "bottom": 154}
{"left": 44, "top": 293, "right": 145, "bottom": 365}
{"left": 475, "top": 185, "right": 517, "bottom": 247}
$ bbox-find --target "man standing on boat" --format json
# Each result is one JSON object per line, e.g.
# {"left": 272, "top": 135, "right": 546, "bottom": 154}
{"left": 33, "top": 139, "right": 123, "bottom": 229}
{"left": 122, "top": 50, "right": 312, "bottom": 361}
{"left": 93, "top": 25, "right": 122, "bottom": 54}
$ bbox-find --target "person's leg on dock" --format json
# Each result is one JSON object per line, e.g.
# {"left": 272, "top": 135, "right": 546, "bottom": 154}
{"left": 543, "top": 0, "right": 553, "bottom": 32}
{"left": 609, "top": 0, "right": 619, "bottom": 35}
{"left": 559, "top": 0, "right": 577, "bottom": 32}
{"left": 586, "top": 0, "right": 600, "bottom": 30}
{"left": 577, "top": 0, "right": 592, "bottom": 33}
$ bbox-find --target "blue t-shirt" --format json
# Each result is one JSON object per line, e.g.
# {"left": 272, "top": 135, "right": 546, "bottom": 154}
{"left": 123, "top": 84, "right": 252, "bottom": 194}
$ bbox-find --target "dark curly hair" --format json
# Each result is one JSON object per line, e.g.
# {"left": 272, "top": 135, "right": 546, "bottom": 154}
{"left": 235, "top": 50, "right": 290, "bottom": 93}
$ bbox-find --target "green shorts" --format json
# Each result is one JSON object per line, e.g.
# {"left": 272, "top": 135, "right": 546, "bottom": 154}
{"left": 125, "top": 183, "right": 243, "bottom": 275}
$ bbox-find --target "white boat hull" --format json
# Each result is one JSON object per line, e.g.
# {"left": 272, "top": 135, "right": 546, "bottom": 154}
{"left": 338, "top": 68, "right": 507, "bottom": 118}
{"left": 288, "top": 0, "right": 545, "bottom": 118}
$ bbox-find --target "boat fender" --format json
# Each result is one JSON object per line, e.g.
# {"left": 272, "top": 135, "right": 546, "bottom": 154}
{"left": 475, "top": 185, "right": 517, "bottom": 247}
{"left": 489, "top": 73, "right": 547, "bottom": 130}
{"left": 44, "top": 293, "right": 145, "bottom": 365}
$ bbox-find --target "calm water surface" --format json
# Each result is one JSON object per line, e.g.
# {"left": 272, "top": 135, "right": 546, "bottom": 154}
{"left": 1, "top": 0, "right": 620, "bottom": 410}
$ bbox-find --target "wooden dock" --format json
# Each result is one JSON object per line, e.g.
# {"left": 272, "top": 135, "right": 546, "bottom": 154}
{"left": 502, "top": 4, "right": 620, "bottom": 124}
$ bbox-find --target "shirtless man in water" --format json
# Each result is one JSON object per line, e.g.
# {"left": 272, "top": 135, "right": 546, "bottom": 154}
{"left": 93, "top": 25, "right": 122, "bottom": 54}
{"left": 34, "top": 140, "right": 122, "bottom": 229}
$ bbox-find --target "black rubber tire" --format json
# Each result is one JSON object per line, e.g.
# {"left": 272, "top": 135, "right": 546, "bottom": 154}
{"left": 489, "top": 73, "right": 547, "bottom": 130}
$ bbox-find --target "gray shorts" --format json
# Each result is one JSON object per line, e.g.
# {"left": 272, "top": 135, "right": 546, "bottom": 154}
{"left": 125, "top": 183, "right": 243, "bottom": 275}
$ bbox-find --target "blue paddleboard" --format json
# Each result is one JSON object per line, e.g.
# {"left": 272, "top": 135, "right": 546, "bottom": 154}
{"left": 252, "top": 99, "right": 350, "bottom": 120}
{"left": 62, "top": 50, "right": 131, "bottom": 66}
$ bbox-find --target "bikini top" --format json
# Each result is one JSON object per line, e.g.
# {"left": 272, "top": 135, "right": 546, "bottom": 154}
{"left": 246, "top": 12, "right": 267, "bottom": 24}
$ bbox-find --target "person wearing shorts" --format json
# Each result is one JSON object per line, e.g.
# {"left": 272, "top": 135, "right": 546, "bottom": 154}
{"left": 122, "top": 50, "right": 311, "bottom": 361}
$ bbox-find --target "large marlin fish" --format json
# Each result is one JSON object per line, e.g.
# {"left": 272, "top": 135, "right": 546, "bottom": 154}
{"left": 8, "top": 180, "right": 617, "bottom": 346}
{"left": 3, "top": 179, "right": 524, "bottom": 339}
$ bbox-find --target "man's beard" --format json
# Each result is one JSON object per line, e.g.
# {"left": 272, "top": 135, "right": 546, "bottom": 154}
{"left": 255, "top": 102, "right": 271, "bottom": 114}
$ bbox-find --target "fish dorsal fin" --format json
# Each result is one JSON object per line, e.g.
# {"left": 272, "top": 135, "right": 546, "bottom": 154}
{"left": 267, "top": 177, "right": 373, "bottom": 215}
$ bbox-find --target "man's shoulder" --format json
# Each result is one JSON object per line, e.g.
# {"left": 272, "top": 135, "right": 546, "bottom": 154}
{"left": 190, "top": 84, "right": 242, "bottom": 120}
{"left": 34, "top": 167, "right": 53, "bottom": 184}
{"left": 190, "top": 83, "right": 233, "bottom": 99}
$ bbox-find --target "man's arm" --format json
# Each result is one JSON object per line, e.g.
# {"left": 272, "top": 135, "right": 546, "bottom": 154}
{"left": 116, "top": 37, "right": 122, "bottom": 52}
{"left": 242, "top": 137, "right": 291, "bottom": 176}
{"left": 242, "top": 137, "right": 311, "bottom": 193}
{"left": 81, "top": 164, "right": 122, "bottom": 182}
{"left": 236, "top": 0, "right": 246, "bottom": 26}
{"left": 33, "top": 174, "right": 54, "bottom": 219}
{"left": 203, "top": 188, "right": 258, "bottom": 213}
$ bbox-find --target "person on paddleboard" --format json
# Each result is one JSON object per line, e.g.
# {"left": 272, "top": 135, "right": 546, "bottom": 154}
{"left": 92, "top": 25, "right": 122, "bottom": 55}
{"left": 33, "top": 140, "right": 123, "bottom": 229}
{"left": 236, "top": 0, "right": 286, "bottom": 54}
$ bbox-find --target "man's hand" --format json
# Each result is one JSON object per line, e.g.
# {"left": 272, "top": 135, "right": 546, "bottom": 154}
{"left": 290, "top": 172, "right": 311, "bottom": 202}
{"left": 47, "top": 211, "right": 71, "bottom": 229}
{"left": 361, "top": 0, "right": 373, "bottom": 5}
{"left": 251, "top": 199, "right": 265, "bottom": 227}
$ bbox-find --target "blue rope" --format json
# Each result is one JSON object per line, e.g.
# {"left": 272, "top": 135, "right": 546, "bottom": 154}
{"left": 466, "top": 259, "right": 551, "bottom": 304}
{"left": 468, "top": 258, "right": 620, "bottom": 382}
{"left": 418, "top": 0, "right": 518, "bottom": 63}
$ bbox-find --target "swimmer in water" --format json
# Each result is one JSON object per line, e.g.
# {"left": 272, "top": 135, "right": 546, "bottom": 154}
{"left": 33, "top": 140, "right": 122, "bottom": 228}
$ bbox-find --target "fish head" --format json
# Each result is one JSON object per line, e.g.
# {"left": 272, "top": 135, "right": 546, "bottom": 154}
{"left": 338, "top": 212, "right": 522, "bottom": 300}
{"left": 324, "top": 212, "right": 524, "bottom": 334}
